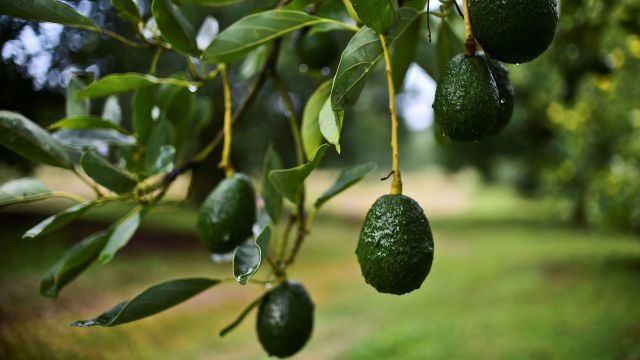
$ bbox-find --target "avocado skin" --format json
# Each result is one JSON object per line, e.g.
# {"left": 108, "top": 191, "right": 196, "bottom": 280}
{"left": 257, "top": 281, "right": 314, "bottom": 358}
{"left": 433, "top": 54, "right": 501, "bottom": 141}
{"left": 356, "top": 194, "right": 434, "bottom": 295}
{"left": 197, "top": 173, "right": 256, "bottom": 254}
{"left": 469, "top": 0, "right": 559, "bottom": 64}
{"left": 296, "top": 31, "right": 339, "bottom": 69}
{"left": 484, "top": 56, "right": 514, "bottom": 134}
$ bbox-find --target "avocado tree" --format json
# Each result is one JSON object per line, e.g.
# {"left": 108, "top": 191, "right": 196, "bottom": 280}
{"left": 0, "top": 0, "right": 557, "bottom": 357}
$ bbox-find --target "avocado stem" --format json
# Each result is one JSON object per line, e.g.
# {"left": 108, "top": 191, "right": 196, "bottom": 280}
{"left": 218, "top": 64, "right": 235, "bottom": 177}
{"left": 462, "top": 0, "right": 477, "bottom": 56}
{"left": 379, "top": 34, "right": 403, "bottom": 195}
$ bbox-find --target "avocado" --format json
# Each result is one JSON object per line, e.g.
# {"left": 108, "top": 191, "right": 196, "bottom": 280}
{"left": 433, "top": 53, "right": 501, "bottom": 141}
{"left": 197, "top": 173, "right": 256, "bottom": 254}
{"left": 256, "top": 280, "right": 314, "bottom": 358}
{"left": 356, "top": 194, "right": 434, "bottom": 295}
{"left": 296, "top": 31, "right": 340, "bottom": 69}
{"left": 469, "top": 0, "right": 559, "bottom": 64}
{"left": 483, "top": 56, "right": 514, "bottom": 134}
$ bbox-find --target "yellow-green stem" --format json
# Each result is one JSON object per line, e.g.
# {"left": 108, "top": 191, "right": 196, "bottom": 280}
{"left": 463, "top": 0, "right": 476, "bottom": 56}
{"left": 149, "top": 47, "right": 162, "bottom": 75}
{"left": 341, "top": 0, "right": 361, "bottom": 23}
{"left": 218, "top": 64, "right": 235, "bottom": 177}
{"left": 379, "top": 34, "right": 403, "bottom": 195}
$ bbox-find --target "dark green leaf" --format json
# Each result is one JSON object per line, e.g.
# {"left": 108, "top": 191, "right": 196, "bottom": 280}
{"left": 302, "top": 81, "right": 331, "bottom": 160}
{"left": 219, "top": 294, "right": 264, "bottom": 337}
{"left": 132, "top": 86, "right": 155, "bottom": 144}
{"left": 0, "top": 178, "right": 51, "bottom": 208}
{"left": 49, "top": 116, "right": 130, "bottom": 134}
{"left": 435, "top": 18, "right": 463, "bottom": 81}
{"left": 178, "top": 0, "right": 243, "bottom": 6}
{"left": 66, "top": 74, "right": 90, "bottom": 117}
{"left": 40, "top": 231, "right": 109, "bottom": 298}
{"left": 315, "top": 162, "right": 376, "bottom": 209}
{"left": 78, "top": 73, "right": 157, "bottom": 98}
{"left": 152, "top": 0, "right": 199, "bottom": 55}
{"left": 391, "top": 10, "right": 421, "bottom": 89}
{"left": 148, "top": 145, "right": 176, "bottom": 175}
{"left": 415, "top": 29, "right": 438, "bottom": 79}
{"left": 203, "top": 10, "right": 326, "bottom": 63}
{"left": 262, "top": 145, "right": 284, "bottom": 223}
{"left": 98, "top": 207, "right": 144, "bottom": 264}
{"left": 81, "top": 151, "right": 137, "bottom": 193}
{"left": 71, "top": 278, "right": 220, "bottom": 327}
{"left": 0, "top": 111, "right": 73, "bottom": 169}
{"left": 0, "top": 0, "right": 96, "bottom": 28}
{"left": 319, "top": 98, "right": 344, "bottom": 153}
{"left": 350, "top": 0, "right": 399, "bottom": 34}
{"left": 403, "top": 0, "right": 427, "bottom": 10}
{"left": 233, "top": 225, "right": 271, "bottom": 285}
{"left": 269, "top": 143, "right": 330, "bottom": 204}
{"left": 23, "top": 202, "right": 96, "bottom": 239}
{"left": 112, "top": 0, "right": 141, "bottom": 24}
{"left": 145, "top": 120, "right": 175, "bottom": 169}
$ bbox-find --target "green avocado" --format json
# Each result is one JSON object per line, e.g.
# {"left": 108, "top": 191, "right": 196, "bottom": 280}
{"left": 356, "top": 194, "right": 434, "bottom": 295}
{"left": 197, "top": 173, "right": 256, "bottom": 254}
{"left": 433, "top": 53, "right": 501, "bottom": 141}
{"left": 296, "top": 31, "right": 340, "bottom": 69}
{"left": 483, "top": 55, "right": 514, "bottom": 134}
{"left": 469, "top": 0, "right": 559, "bottom": 64}
{"left": 256, "top": 280, "right": 314, "bottom": 358}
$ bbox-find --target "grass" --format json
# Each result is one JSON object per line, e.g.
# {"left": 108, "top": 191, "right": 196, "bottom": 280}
{"left": 1, "top": 178, "right": 639, "bottom": 360}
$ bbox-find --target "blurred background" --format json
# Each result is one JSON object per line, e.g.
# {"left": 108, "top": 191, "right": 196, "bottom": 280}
{"left": 1, "top": 0, "right": 639, "bottom": 358}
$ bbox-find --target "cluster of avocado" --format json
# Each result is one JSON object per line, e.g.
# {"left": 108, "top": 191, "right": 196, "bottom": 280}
{"left": 433, "top": 0, "right": 558, "bottom": 142}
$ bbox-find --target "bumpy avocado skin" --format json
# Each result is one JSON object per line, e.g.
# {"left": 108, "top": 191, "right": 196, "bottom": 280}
{"left": 296, "top": 31, "right": 339, "bottom": 69}
{"left": 433, "top": 54, "right": 501, "bottom": 141}
{"left": 484, "top": 56, "right": 514, "bottom": 134}
{"left": 469, "top": 0, "right": 559, "bottom": 64}
{"left": 197, "top": 173, "right": 256, "bottom": 254}
{"left": 356, "top": 195, "right": 434, "bottom": 295}
{"left": 256, "top": 281, "right": 314, "bottom": 358}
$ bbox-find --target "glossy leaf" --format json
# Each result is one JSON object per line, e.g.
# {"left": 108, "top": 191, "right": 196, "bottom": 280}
{"left": 49, "top": 116, "right": 130, "bottom": 134}
{"left": 0, "top": 178, "right": 51, "bottom": 208}
{"left": 261, "top": 145, "right": 283, "bottom": 223}
{"left": 302, "top": 81, "right": 331, "bottom": 160}
{"left": 233, "top": 225, "right": 271, "bottom": 285}
{"left": 152, "top": 0, "right": 199, "bottom": 55}
{"left": 81, "top": 151, "right": 137, "bottom": 193}
{"left": 145, "top": 120, "right": 175, "bottom": 169}
{"left": 23, "top": 202, "right": 96, "bottom": 239}
{"left": 319, "top": 98, "right": 343, "bottom": 153}
{"left": 219, "top": 294, "right": 264, "bottom": 337}
{"left": 112, "top": 0, "right": 141, "bottom": 24}
{"left": 179, "top": 0, "right": 243, "bottom": 6}
{"left": 0, "top": 0, "right": 96, "bottom": 29}
{"left": 350, "top": 0, "right": 399, "bottom": 34}
{"left": 40, "top": 231, "right": 109, "bottom": 298}
{"left": 0, "top": 111, "right": 73, "bottom": 169}
{"left": 315, "top": 162, "right": 377, "bottom": 209}
{"left": 66, "top": 74, "right": 90, "bottom": 117}
{"left": 391, "top": 10, "right": 421, "bottom": 89}
{"left": 98, "top": 207, "right": 144, "bottom": 264}
{"left": 203, "top": 10, "right": 326, "bottom": 63}
{"left": 52, "top": 129, "right": 136, "bottom": 149}
{"left": 148, "top": 145, "right": 176, "bottom": 175}
{"left": 435, "top": 19, "right": 463, "bottom": 81}
{"left": 71, "top": 278, "right": 220, "bottom": 327}
{"left": 269, "top": 143, "right": 330, "bottom": 204}
{"left": 77, "top": 73, "right": 159, "bottom": 98}
{"left": 132, "top": 86, "right": 155, "bottom": 144}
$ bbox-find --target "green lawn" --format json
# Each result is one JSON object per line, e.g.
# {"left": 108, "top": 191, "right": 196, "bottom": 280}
{"left": 1, "top": 184, "right": 639, "bottom": 359}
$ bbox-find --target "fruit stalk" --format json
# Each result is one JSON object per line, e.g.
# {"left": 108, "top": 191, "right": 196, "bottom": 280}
{"left": 219, "top": 64, "right": 235, "bottom": 177}
{"left": 379, "top": 34, "right": 403, "bottom": 195}
{"left": 462, "top": 0, "right": 476, "bottom": 56}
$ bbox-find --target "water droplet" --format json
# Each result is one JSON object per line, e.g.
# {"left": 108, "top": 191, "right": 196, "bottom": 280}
{"left": 188, "top": 85, "right": 197, "bottom": 93}
{"left": 298, "top": 64, "right": 309, "bottom": 73}
{"left": 500, "top": 98, "right": 506, "bottom": 104}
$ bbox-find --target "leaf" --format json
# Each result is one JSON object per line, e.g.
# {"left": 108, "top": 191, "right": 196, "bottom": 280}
{"left": 233, "top": 225, "right": 271, "bottom": 285}
{"left": 435, "top": 18, "right": 463, "bottom": 81}
{"left": 203, "top": 10, "right": 326, "bottom": 63}
{"left": 0, "top": 111, "right": 73, "bottom": 169}
{"left": 178, "top": 0, "right": 244, "bottom": 6}
{"left": 49, "top": 116, "right": 130, "bottom": 134}
{"left": 314, "top": 162, "right": 376, "bottom": 209}
{"left": 391, "top": 9, "right": 421, "bottom": 89}
{"left": 145, "top": 120, "right": 175, "bottom": 169}
{"left": 23, "top": 202, "right": 96, "bottom": 239}
{"left": 269, "top": 143, "right": 330, "bottom": 204}
{"left": 71, "top": 278, "right": 220, "bottom": 327}
{"left": 262, "top": 145, "right": 283, "bottom": 223}
{"left": 101, "top": 96, "right": 122, "bottom": 125}
{"left": 40, "top": 231, "right": 109, "bottom": 298}
{"left": 319, "top": 98, "right": 344, "bottom": 153}
{"left": 219, "top": 294, "right": 264, "bottom": 337}
{"left": 112, "top": 0, "right": 141, "bottom": 24}
{"left": 132, "top": 86, "right": 155, "bottom": 144}
{"left": 52, "top": 129, "right": 136, "bottom": 149}
{"left": 350, "top": 0, "right": 399, "bottom": 34}
{"left": 415, "top": 28, "right": 438, "bottom": 79}
{"left": 98, "top": 207, "right": 144, "bottom": 264}
{"left": 0, "top": 0, "right": 96, "bottom": 29}
{"left": 152, "top": 0, "right": 200, "bottom": 55}
{"left": 301, "top": 81, "right": 331, "bottom": 160}
{"left": 66, "top": 74, "right": 90, "bottom": 117}
{"left": 77, "top": 73, "right": 157, "bottom": 98}
{"left": 0, "top": 178, "right": 51, "bottom": 208}
{"left": 331, "top": 8, "right": 421, "bottom": 112}
{"left": 81, "top": 151, "right": 137, "bottom": 193}
{"left": 148, "top": 145, "right": 176, "bottom": 175}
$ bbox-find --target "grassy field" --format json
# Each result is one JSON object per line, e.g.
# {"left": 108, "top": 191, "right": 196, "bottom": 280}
{"left": 1, "top": 173, "right": 639, "bottom": 359}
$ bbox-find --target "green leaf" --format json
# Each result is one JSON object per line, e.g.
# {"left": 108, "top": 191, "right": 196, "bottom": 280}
{"left": 435, "top": 18, "right": 463, "bottom": 81}
{"left": 233, "top": 225, "right": 271, "bottom": 285}
{"left": 219, "top": 294, "right": 264, "bottom": 337}
{"left": 302, "top": 81, "right": 331, "bottom": 160}
{"left": 178, "top": 0, "right": 244, "bottom": 6}
{"left": 40, "top": 230, "right": 109, "bottom": 298}
{"left": 152, "top": 0, "right": 199, "bottom": 55}
{"left": 0, "top": 111, "right": 73, "bottom": 169}
{"left": 314, "top": 162, "right": 376, "bottom": 209}
{"left": 148, "top": 145, "right": 176, "bottom": 175}
{"left": 262, "top": 145, "right": 283, "bottom": 223}
{"left": 269, "top": 143, "right": 330, "bottom": 204}
{"left": 71, "top": 278, "right": 220, "bottom": 327}
{"left": 319, "top": 98, "right": 343, "bottom": 153}
{"left": 391, "top": 10, "right": 421, "bottom": 89}
{"left": 132, "top": 86, "right": 156, "bottom": 144}
{"left": 112, "top": 0, "right": 141, "bottom": 24}
{"left": 78, "top": 73, "right": 157, "bottom": 98}
{"left": 23, "top": 202, "right": 96, "bottom": 239}
{"left": 145, "top": 120, "right": 175, "bottom": 169}
{"left": 49, "top": 116, "right": 130, "bottom": 134}
{"left": 0, "top": 0, "right": 96, "bottom": 29}
{"left": 350, "top": 0, "right": 399, "bottom": 34}
{"left": 415, "top": 28, "right": 438, "bottom": 79}
{"left": 0, "top": 178, "right": 51, "bottom": 208}
{"left": 81, "top": 151, "right": 137, "bottom": 193}
{"left": 203, "top": 10, "right": 326, "bottom": 63}
{"left": 331, "top": 8, "right": 421, "bottom": 112}
{"left": 66, "top": 74, "right": 90, "bottom": 117}
{"left": 98, "top": 207, "right": 144, "bottom": 264}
